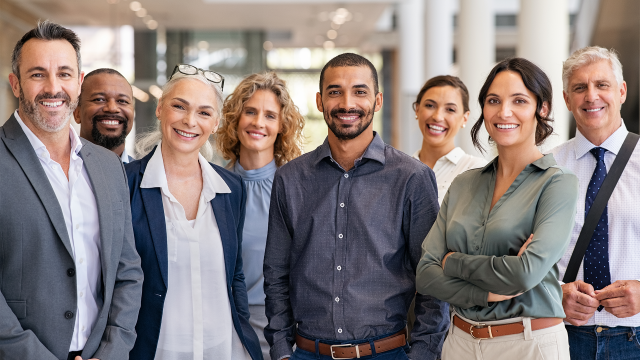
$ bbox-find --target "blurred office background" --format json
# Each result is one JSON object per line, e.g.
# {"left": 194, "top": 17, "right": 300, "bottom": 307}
{"left": 0, "top": 0, "right": 636, "bottom": 159}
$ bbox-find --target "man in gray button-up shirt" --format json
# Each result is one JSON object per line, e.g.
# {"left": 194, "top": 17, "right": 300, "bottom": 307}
{"left": 263, "top": 53, "right": 449, "bottom": 360}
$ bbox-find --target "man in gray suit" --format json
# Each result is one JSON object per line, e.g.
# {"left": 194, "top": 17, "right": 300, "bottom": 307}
{"left": 0, "top": 21, "right": 143, "bottom": 360}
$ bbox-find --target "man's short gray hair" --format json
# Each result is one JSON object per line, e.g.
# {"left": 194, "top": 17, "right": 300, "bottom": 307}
{"left": 562, "top": 46, "right": 623, "bottom": 92}
{"left": 11, "top": 20, "right": 81, "bottom": 79}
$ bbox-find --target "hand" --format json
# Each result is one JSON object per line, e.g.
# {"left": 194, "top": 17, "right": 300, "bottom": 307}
{"left": 562, "top": 280, "right": 599, "bottom": 325}
{"left": 441, "top": 251, "right": 455, "bottom": 269}
{"left": 487, "top": 291, "right": 522, "bottom": 302}
{"left": 74, "top": 357, "right": 99, "bottom": 360}
{"left": 517, "top": 234, "right": 534, "bottom": 257}
{"left": 595, "top": 280, "right": 640, "bottom": 318}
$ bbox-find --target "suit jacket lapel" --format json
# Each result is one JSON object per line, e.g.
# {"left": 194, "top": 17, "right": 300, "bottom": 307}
{"left": 1, "top": 115, "right": 73, "bottom": 257}
{"left": 211, "top": 194, "right": 236, "bottom": 285}
{"left": 79, "top": 141, "right": 113, "bottom": 284}
{"left": 138, "top": 149, "right": 169, "bottom": 287}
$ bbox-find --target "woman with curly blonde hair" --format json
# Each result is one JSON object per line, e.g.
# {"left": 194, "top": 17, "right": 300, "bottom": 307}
{"left": 217, "top": 71, "right": 304, "bottom": 359}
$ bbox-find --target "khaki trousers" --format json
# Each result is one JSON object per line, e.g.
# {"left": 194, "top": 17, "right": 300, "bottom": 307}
{"left": 442, "top": 311, "right": 570, "bottom": 360}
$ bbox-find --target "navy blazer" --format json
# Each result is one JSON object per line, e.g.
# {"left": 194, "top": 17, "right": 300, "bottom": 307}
{"left": 126, "top": 147, "right": 262, "bottom": 360}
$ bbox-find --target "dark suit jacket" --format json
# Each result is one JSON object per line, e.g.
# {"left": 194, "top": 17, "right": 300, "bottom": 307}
{"left": 126, "top": 147, "right": 262, "bottom": 360}
{"left": 0, "top": 115, "right": 144, "bottom": 360}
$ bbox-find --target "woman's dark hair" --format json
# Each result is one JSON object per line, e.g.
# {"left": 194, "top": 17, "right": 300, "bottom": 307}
{"left": 471, "top": 57, "right": 554, "bottom": 153}
{"left": 413, "top": 75, "right": 470, "bottom": 113}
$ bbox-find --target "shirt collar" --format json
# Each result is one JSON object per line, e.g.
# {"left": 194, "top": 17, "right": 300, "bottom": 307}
{"left": 573, "top": 119, "right": 627, "bottom": 160}
{"left": 442, "top": 147, "right": 465, "bottom": 165}
{"left": 121, "top": 148, "right": 131, "bottom": 163}
{"left": 480, "top": 153, "right": 556, "bottom": 173}
{"left": 14, "top": 110, "right": 83, "bottom": 159}
{"left": 141, "top": 143, "right": 230, "bottom": 202}
{"left": 313, "top": 131, "right": 386, "bottom": 167}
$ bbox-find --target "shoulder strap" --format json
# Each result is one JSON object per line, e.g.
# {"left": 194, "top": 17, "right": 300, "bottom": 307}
{"left": 563, "top": 132, "right": 640, "bottom": 283}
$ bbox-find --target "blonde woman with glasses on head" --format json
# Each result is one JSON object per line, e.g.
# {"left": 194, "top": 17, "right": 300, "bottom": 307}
{"left": 217, "top": 72, "right": 305, "bottom": 360}
{"left": 127, "top": 64, "right": 262, "bottom": 360}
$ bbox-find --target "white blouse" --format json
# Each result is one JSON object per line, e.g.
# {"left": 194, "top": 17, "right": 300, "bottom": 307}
{"left": 412, "top": 147, "right": 487, "bottom": 205}
{"left": 141, "top": 145, "right": 251, "bottom": 360}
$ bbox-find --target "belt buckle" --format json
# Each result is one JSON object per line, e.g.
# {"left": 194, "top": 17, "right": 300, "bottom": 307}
{"left": 330, "top": 343, "right": 358, "bottom": 359}
{"left": 469, "top": 323, "right": 492, "bottom": 340}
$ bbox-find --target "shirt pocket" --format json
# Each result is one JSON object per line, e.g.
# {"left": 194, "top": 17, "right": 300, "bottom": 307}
{"left": 166, "top": 222, "right": 178, "bottom": 262}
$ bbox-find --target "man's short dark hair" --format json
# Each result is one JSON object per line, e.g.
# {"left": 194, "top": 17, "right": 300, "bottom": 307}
{"left": 81, "top": 68, "right": 132, "bottom": 102}
{"left": 319, "top": 53, "right": 379, "bottom": 95}
{"left": 11, "top": 20, "right": 81, "bottom": 79}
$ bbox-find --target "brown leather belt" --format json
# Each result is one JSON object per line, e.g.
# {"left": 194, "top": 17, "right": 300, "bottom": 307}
{"left": 453, "top": 315, "right": 563, "bottom": 339}
{"left": 295, "top": 330, "right": 406, "bottom": 359}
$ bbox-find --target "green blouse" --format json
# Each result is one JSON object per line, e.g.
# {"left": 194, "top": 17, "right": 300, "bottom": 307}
{"left": 417, "top": 154, "right": 579, "bottom": 321}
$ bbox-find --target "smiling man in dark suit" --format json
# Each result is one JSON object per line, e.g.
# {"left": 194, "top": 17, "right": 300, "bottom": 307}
{"left": 0, "top": 21, "right": 143, "bottom": 360}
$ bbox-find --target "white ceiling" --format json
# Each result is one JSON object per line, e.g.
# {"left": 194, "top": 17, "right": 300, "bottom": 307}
{"left": 11, "top": 0, "right": 395, "bottom": 48}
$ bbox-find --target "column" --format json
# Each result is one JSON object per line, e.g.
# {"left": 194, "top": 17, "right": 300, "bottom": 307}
{"left": 457, "top": 0, "right": 495, "bottom": 158}
{"left": 398, "top": 0, "right": 453, "bottom": 154}
{"left": 518, "top": 0, "right": 570, "bottom": 149}
{"left": 398, "top": 0, "right": 424, "bottom": 153}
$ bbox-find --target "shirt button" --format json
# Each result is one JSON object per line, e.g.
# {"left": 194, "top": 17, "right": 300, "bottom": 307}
{"left": 337, "top": 328, "right": 343, "bottom": 333}
{"left": 340, "top": 203, "right": 345, "bottom": 208}
{"left": 335, "top": 297, "right": 340, "bottom": 303}
{"left": 75, "top": 224, "right": 80, "bottom": 230}
{"left": 338, "top": 234, "right": 343, "bottom": 239}
{"left": 337, "top": 266, "right": 342, "bottom": 271}
{"left": 474, "top": 246, "right": 479, "bottom": 250}
{"left": 344, "top": 174, "right": 349, "bottom": 178}
{"left": 64, "top": 311, "right": 74, "bottom": 319}
{"left": 82, "top": 326, "right": 86, "bottom": 332}
{"left": 79, "top": 258, "right": 84, "bottom": 264}
{"left": 79, "top": 291, "right": 84, "bottom": 298}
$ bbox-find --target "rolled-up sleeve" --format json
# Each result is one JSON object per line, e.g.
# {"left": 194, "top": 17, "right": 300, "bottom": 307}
{"left": 443, "top": 172, "right": 579, "bottom": 294}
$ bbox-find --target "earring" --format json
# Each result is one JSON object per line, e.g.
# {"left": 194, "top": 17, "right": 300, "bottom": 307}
{"left": 415, "top": 115, "right": 418, "bottom": 119}
{"left": 462, "top": 124, "right": 466, "bottom": 128}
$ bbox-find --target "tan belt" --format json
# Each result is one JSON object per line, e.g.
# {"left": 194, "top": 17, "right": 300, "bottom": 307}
{"left": 295, "top": 330, "right": 406, "bottom": 359}
{"left": 453, "top": 315, "right": 563, "bottom": 339}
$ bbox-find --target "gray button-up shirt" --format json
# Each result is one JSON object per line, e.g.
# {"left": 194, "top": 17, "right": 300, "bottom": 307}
{"left": 417, "top": 154, "right": 579, "bottom": 321}
{"left": 264, "top": 133, "right": 449, "bottom": 360}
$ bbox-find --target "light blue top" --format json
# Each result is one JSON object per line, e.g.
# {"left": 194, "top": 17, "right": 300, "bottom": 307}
{"left": 233, "top": 159, "right": 277, "bottom": 305}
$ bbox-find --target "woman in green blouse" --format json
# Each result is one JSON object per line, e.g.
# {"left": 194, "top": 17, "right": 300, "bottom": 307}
{"left": 417, "top": 58, "right": 579, "bottom": 360}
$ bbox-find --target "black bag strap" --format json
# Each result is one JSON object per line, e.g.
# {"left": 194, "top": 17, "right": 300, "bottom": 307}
{"left": 563, "top": 132, "right": 640, "bottom": 283}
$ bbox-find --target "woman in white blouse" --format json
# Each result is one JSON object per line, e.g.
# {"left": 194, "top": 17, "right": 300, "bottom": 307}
{"left": 126, "top": 64, "right": 262, "bottom": 360}
{"left": 413, "top": 75, "right": 487, "bottom": 204}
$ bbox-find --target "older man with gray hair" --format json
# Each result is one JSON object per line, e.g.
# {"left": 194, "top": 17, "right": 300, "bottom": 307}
{"left": 551, "top": 46, "right": 640, "bottom": 359}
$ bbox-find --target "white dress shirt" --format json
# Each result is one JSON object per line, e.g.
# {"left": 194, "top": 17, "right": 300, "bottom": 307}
{"left": 551, "top": 121, "right": 640, "bottom": 327}
{"left": 121, "top": 148, "right": 132, "bottom": 164}
{"left": 412, "top": 147, "right": 487, "bottom": 204}
{"left": 140, "top": 144, "right": 250, "bottom": 360}
{"left": 14, "top": 110, "right": 101, "bottom": 351}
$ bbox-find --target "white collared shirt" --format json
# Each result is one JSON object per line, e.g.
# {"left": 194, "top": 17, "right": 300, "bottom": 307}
{"left": 141, "top": 144, "right": 250, "bottom": 360}
{"left": 14, "top": 110, "right": 101, "bottom": 351}
{"left": 552, "top": 120, "right": 640, "bottom": 327}
{"left": 413, "top": 147, "right": 487, "bottom": 204}
{"left": 121, "top": 148, "right": 132, "bottom": 164}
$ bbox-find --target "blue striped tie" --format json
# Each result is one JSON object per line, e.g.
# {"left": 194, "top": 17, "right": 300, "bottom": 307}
{"left": 583, "top": 147, "right": 611, "bottom": 311}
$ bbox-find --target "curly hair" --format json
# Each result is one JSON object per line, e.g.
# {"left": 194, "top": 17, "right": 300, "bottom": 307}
{"left": 217, "top": 72, "right": 305, "bottom": 167}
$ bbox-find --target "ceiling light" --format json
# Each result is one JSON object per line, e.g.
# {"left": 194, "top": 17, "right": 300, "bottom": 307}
{"left": 149, "top": 85, "right": 163, "bottom": 99}
{"left": 331, "top": 22, "right": 340, "bottom": 30}
{"left": 136, "top": 8, "right": 147, "bottom": 17}
{"left": 143, "top": 15, "right": 153, "bottom": 24}
{"left": 131, "top": 85, "right": 149, "bottom": 102}
{"left": 323, "top": 41, "right": 335, "bottom": 50}
{"left": 263, "top": 41, "right": 273, "bottom": 51}
{"left": 129, "top": 1, "right": 142, "bottom": 12}
{"left": 327, "top": 30, "right": 337, "bottom": 40}
{"left": 147, "top": 20, "right": 158, "bottom": 30}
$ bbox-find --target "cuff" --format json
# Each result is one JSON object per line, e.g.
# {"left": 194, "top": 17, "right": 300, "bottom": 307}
{"left": 443, "top": 252, "right": 465, "bottom": 279}
{"left": 270, "top": 339, "right": 293, "bottom": 360}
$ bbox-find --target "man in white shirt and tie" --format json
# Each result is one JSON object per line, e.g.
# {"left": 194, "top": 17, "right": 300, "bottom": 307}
{"left": 74, "top": 68, "right": 135, "bottom": 163}
{"left": 552, "top": 46, "right": 640, "bottom": 359}
{"left": 0, "top": 21, "right": 143, "bottom": 360}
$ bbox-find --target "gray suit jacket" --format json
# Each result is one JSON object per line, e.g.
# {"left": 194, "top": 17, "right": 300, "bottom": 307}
{"left": 0, "top": 115, "right": 143, "bottom": 360}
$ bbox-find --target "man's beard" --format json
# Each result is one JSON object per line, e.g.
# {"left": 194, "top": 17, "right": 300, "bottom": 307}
{"left": 324, "top": 106, "right": 374, "bottom": 140}
{"left": 19, "top": 88, "right": 76, "bottom": 133}
{"left": 91, "top": 114, "right": 129, "bottom": 151}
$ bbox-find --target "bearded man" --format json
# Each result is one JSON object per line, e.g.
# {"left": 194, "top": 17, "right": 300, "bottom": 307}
{"left": 0, "top": 21, "right": 143, "bottom": 360}
{"left": 263, "top": 53, "right": 449, "bottom": 360}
